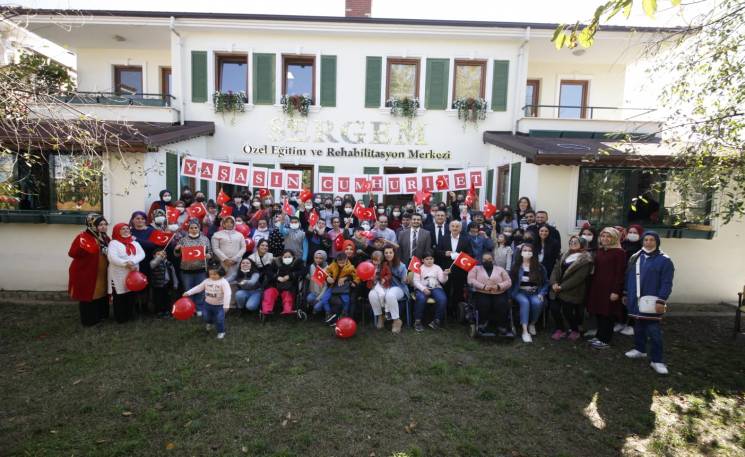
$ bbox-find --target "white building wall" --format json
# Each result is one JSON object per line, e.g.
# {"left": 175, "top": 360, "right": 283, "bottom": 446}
{"left": 76, "top": 48, "right": 170, "bottom": 93}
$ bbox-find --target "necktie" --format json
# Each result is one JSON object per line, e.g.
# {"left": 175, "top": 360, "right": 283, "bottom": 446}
{"left": 411, "top": 229, "right": 418, "bottom": 257}
{"left": 438, "top": 226, "right": 443, "bottom": 243}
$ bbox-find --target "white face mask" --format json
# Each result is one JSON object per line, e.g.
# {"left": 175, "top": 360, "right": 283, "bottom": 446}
{"left": 459, "top": 205, "right": 467, "bottom": 211}
{"left": 168, "top": 224, "right": 179, "bottom": 232}
{"left": 289, "top": 223, "right": 300, "bottom": 230}
{"left": 642, "top": 246, "right": 656, "bottom": 253}
{"left": 154, "top": 216, "right": 166, "bottom": 224}
{"left": 305, "top": 204, "right": 313, "bottom": 210}
{"left": 314, "top": 198, "right": 322, "bottom": 204}
{"left": 274, "top": 222, "right": 282, "bottom": 228}
{"left": 582, "top": 234, "right": 594, "bottom": 242}
{"left": 361, "top": 223, "right": 371, "bottom": 231}
{"left": 522, "top": 251, "right": 533, "bottom": 259}
{"left": 252, "top": 201, "right": 261, "bottom": 208}
{"left": 177, "top": 207, "right": 185, "bottom": 213}
{"left": 392, "top": 211, "right": 401, "bottom": 217}
{"left": 626, "top": 233, "right": 640, "bottom": 242}
{"left": 377, "top": 208, "right": 385, "bottom": 214}
{"left": 344, "top": 208, "right": 353, "bottom": 214}
{"left": 162, "top": 195, "right": 172, "bottom": 203}
{"left": 264, "top": 199, "right": 272, "bottom": 205}
{"left": 282, "top": 257, "right": 293, "bottom": 265}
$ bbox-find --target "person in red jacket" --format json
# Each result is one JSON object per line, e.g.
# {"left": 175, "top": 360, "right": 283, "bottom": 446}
{"left": 68, "top": 214, "right": 111, "bottom": 326}
{"left": 586, "top": 227, "right": 627, "bottom": 349}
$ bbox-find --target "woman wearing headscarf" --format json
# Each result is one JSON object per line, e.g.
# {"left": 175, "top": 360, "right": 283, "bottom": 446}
{"left": 107, "top": 223, "right": 146, "bottom": 323}
{"left": 175, "top": 219, "right": 213, "bottom": 317}
{"left": 549, "top": 236, "right": 593, "bottom": 341}
{"left": 129, "top": 210, "right": 155, "bottom": 314}
{"left": 68, "top": 214, "right": 111, "bottom": 326}
{"left": 147, "top": 189, "right": 173, "bottom": 223}
{"left": 586, "top": 227, "right": 627, "bottom": 349}
{"left": 616, "top": 223, "right": 645, "bottom": 336}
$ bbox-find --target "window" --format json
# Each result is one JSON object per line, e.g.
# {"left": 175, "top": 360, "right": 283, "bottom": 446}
{"left": 283, "top": 56, "right": 315, "bottom": 99}
{"left": 53, "top": 155, "right": 103, "bottom": 212}
{"left": 559, "top": 80, "right": 588, "bottom": 119}
{"left": 576, "top": 167, "right": 710, "bottom": 227}
{"left": 386, "top": 58, "right": 420, "bottom": 101}
{"left": 114, "top": 65, "right": 143, "bottom": 96}
{"left": 160, "top": 67, "right": 172, "bottom": 105}
{"left": 525, "top": 79, "right": 540, "bottom": 117}
{"left": 496, "top": 165, "right": 510, "bottom": 208}
{"left": 453, "top": 60, "right": 486, "bottom": 101}
{"left": 216, "top": 54, "right": 248, "bottom": 94}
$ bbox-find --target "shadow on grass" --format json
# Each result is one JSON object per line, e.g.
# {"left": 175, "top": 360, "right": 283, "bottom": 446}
{"left": 0, "top": 303, "right": 743, "bottom": 457}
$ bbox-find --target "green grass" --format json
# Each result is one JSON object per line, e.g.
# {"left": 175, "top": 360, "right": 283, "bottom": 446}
{"left": 1, "top": 303, "right": 743, "bottom": 457}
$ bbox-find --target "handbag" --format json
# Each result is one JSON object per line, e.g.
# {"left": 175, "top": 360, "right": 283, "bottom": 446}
{"left": 636, "top": 256, "right": 661, "bottom": 314}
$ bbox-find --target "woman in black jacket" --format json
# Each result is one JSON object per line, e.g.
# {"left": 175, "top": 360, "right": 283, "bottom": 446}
{"left": 536, "top": 224, "right": 561, "bottom": 275}
{"left": 260, "top": 249, "right": 304, "bottom": 316}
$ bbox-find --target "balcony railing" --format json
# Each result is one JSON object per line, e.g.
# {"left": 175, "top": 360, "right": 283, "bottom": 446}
{"left": 57, "top": 91, "right": 176, "bottom": 108}
{"left": 522, "top": 104, "right": 656, "bottom": 121}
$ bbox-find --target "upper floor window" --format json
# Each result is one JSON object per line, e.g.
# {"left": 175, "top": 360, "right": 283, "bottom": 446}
{"left": 525, "top": 79, "right": 540, "bottom": 117}
{"left": 559, "top": 80, "right": 588, "bottom": 119}
{"left": 283, "top": 56, "right": 315, "bottom": 98}
{"left": 114, "top": 65, "right": 142, "bottom": 96}
{"left": 386, "top": 58, "right": 420, "bottom": 101}
{"left": 453, "top": 59, "right": 486, "bottom": 100}
{"left": 216, "top": 54, "right": 248, "bottom": 94}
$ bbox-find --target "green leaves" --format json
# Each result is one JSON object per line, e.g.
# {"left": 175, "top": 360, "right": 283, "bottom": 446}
{"left": 642, "top": 0, "right": 658, "bottom": 18}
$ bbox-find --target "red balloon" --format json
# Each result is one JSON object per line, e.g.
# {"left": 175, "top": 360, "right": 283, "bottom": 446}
{"left": 356, "top": 261, "right": 375, "bottom": 281}
{"left": 335, "top": 317, "right": 357, "bottom": 339}
{"left": 235, "top": 223, "right": 250, "bottom": 238}
{"left": 172, "top": 297, "right": 196, "bottom": 320}
{"left": 245, "top": 237, "right": 256, "bottom": 253}
{"left": 299, "top": 189, "right": 313, "bottom": 203}
{"left": 125, "top": 271, "right": 148, "bottom": 292}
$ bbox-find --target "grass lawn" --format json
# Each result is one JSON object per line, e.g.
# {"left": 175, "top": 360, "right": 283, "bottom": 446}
{"left": 1, "top": 303, "right": 744, "bottom": 457}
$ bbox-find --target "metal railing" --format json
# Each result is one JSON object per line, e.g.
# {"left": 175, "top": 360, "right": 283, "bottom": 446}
{"left": 57, "top": 91, "right": 176, "bottom": 108}
{"left": 521, "top": 104, "right": 656, "bottom": 121}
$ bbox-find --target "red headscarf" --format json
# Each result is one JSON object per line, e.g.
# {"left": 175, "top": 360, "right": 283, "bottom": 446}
{"left": 342, "top": 240, "right": 357, "bottom": 258}
{"left": 112, "top": 222, "right": 136, "bottom": 256}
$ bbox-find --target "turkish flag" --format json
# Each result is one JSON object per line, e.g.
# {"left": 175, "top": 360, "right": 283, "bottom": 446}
{"left": 166, "top": 206, "right": 180, "bottom": 224}
{"left": 408, "top": 256, "right": 422, "bottom": 274}
{"left": 465, "top": 184, "right": 477, "bottom": 207}
{"left": 352, "top": 201, "right": 364, "bottom": 219}
{"left": 79, "top": 234, "right": 98, "bottom": 254}
{"left": 360, "top": 230, "right": 375, "bottom": 240}
{"left": 453, "top": 252, "right": 478, "bottom": 272}
{"left": 258, "top": 188, "right": 271, "bottom": 199}
{"left": 216, "top": 189, "right": 230, "bottom": 206}
{"left": 483, "top": 201, "right": 498, "bottom": 219}
{"left": 334, "top": 233, "right": 345, "bottom": 252}
{"left": 182, "top": 245, "right": 206, "bottom": 262}
{"left": 308, "top": 209, "right": 319, "bottom": 227}
{"left": 436, "top": 174, "right": 449, "bottom": 191}
{"left": 219, "top": 205, "right": 233, "bottom": 218}
{"left": 148, "top": 230, "right": 174, "bottom": 247}
{"left": 187, "top": 203, "right": 206, "bottom": 220}
{"left": 414, "top": 190, "right": 432, "bottom": 205}
{"left": 311, "top": 267, "right": 329, "bottom": 287}
{"left": 355, "top": 205, "right": 375, "bottom": 221}
{"left": 283, "top": 198, "right": 295, "bottom": 216}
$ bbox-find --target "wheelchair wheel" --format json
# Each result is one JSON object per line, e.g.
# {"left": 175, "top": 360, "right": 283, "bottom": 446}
{"left": 469, "top": 322, "right": 478, "bottom": 339}
{"left": 457, "top": 301, "right": 467, "bottom": 323}
{"left": 296, "top": 309, "right": 308, "bottom": 321}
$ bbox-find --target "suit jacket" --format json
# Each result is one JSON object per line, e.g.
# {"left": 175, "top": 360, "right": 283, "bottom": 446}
{"left": 398, "top": 227, "right": 432, "bottom": 265}
{"left": 427, "top": 224, "right": 450, "bottom": 250}
{"left": 435, "top": 234, "right": 472, "bottom": 270}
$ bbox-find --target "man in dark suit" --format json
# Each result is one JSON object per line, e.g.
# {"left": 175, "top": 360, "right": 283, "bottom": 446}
{"left": 427, "top": 209, "right": 450, "bottom": 251}
{"left": 398, "top": 213, "right": 432, "bottom": 267}
{"left": 527, "top": 210, "right": 561, "bottom": 245}
{"left": 435, "top": 220, "right": 473, "bottom": 308}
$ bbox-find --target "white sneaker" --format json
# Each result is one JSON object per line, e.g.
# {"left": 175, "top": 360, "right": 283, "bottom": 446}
{"left": 613, "top": 323, "right": 624, "bottom": 333}
{"left": 620, "top": 325, "right": 635, "bottom": 336}
{"left": 650, "top": 362, "right": 668, "bottom": 375}
{"left": 625, "top": 349, "right": 647, "bottom": 359}
{"left": 584, "top": 329, "right": 597, "bottom": 337}
{"left": 522, "top": 332, "right": 533, "bottom": 343}
{"left": 205, "top": 323, "right": 213, "bottom": 331}
{"left": 528, "top": 324, "right": 537, "bottom": 336}
{"left": 216, "top": 332, "right": 225, "bottom": 340}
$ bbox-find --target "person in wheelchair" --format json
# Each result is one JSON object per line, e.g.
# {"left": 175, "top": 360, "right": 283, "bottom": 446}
{"left": 305, "top": 250, "right": 329, "bottom": 315}
{"left": 467, "top": 252, "right": 513, "bottom": 337}
{"left": 260, "top": 249, "right": 304, "bottom": 317}
{"left": 412, "top": 253, "right": 450, "bottom": 332}
{"left": 316, "top": 252, "right": 359, "bottom": 325}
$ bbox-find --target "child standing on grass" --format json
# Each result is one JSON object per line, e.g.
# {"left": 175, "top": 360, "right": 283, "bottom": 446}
{"left": 183, "top": 265, "right": 231, "bottom": 339}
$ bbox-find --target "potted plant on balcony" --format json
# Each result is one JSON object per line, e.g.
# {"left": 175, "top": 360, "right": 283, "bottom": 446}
{"left": 213, "top": 91, "right": 246, "bottom": 114}
{"left": 453, "top": 96, "right": 488, "bottom": 129}
{"left": 281, "top": 94, "right": 312, "bottom": 117}
{"left": 387, "top": 96, "right": 420, "bottom": 118}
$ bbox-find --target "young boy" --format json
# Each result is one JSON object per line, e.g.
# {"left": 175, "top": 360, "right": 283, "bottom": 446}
{"left": 184, "top": 265, "right": 232, "bottom": 339}
{"left": 316, "top": 253, "right": 359, "bottom": 325}
{"left": 412, "top": 253, "right": 450, "bottom": 332}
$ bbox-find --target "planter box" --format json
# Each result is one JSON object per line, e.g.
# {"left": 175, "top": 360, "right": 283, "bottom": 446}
{"left": 0, "top": 212, "right": 45, "bottom": 224}
{"left": 46, "top": 213, "right": 87, "bottom": 224}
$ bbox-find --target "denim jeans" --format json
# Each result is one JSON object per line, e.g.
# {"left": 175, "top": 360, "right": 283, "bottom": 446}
{"left": 316, "top": 288, "right": 350, "bottom": 314}
{"left": 235, "top": 289, "right": 262, "bottom": 311}
{"left": 204, "top": 304, "right": 225, "bottom": 333}
{"left": 307, "top": 291, "right": 321, "bottom": 313}
{"left": 634, "top": 320, "right": 664, "bottom": 363}
{"left": 414, "top": 288, "right": 447, "bottom": 321}
{"left": 181, "top": 270, "right": 207, "bottom": 314}
{"left": 513, "top": 291, "right": 545, "bottom": 325}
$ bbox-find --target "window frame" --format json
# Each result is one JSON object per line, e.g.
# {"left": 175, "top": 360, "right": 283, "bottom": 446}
{"left": 113, "top": 65, "right": 143, "bottom": 96}
{"left": 525, "top": 79, "right": 540, "bottom": 117}
{"left": 452, "top": 59, "right": 487, "bottom": 101}
{"left": 160, "top": 67, "right": 172, "bottom": 105}
{"left": 282, "top": 55, "right": 316, "bottom": 100}
{"left": 385, "top": 57, "right": 421, "bottom": 102}
{"left": 559, "top": 79, "right": 589, "bottom": 119}
{"left": 215, "top": 53, "right": 249, "bottom": 95}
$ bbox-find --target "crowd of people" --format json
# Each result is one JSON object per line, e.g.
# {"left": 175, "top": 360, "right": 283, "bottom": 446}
{"left": 68, "top": 187, "right": 675, "bottom": 374}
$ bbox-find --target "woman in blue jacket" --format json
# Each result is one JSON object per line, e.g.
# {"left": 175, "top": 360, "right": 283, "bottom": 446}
{"left": 623, "top": 231, "right": 674, "bottom": 375}
{"left": 511, "top": 243, "right": 549, "bottom": 343}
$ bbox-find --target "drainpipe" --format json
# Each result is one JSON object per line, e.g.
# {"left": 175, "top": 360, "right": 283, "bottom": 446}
{"left": 511, "top": 27, "right": 530, "bottom": 135}
{"left": 169, "top": 16, "right": 185, "bottom": 125}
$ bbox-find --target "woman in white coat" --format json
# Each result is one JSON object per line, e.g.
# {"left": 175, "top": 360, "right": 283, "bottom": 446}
{"left": 108, "top": 223, "right": 146, "bottom": 323}
{"left": 211, "top": 216, "right": 246, "bottom": 278}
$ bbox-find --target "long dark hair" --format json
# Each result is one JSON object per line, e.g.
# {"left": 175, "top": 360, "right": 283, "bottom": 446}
{"left": 511, "top": 243, "right": 544, "bottom": 285}
{"left": 383, "top": 246, "right": 401, "bottom": 269}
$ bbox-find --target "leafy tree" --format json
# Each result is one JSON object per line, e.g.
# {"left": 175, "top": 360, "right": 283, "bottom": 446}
{"left": 554, "top": 0, "right": 745, "bottom": 225}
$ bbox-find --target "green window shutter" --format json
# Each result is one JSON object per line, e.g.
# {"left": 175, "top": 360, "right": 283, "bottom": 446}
{"left": 191, "top": 51, "right": 208, "bottom": 103}
{"left": 253, "top": 53, "right": 276, "bottom": 105}
{"left": 253, "top": 163, "right": 275, "bottom": 169}
{"left": 200, "top": 179, "right": 209, "bottom": 195}
{"left": 486, "top": 168, "right": 495, "bottom": 202}
{"left": 509, "top": 162, "right": 521, "bottom": 208}
{"left": 364, "top": 56, "right": 382, "bottom": 108}
{"left": 425, "top": 58, "right": 449, "bottom": 110}
{"left": 422, "top": 168, "right": 443, "bottom": 204}
{"left": 318, "top": 166, "right": 334, "bottom": 173}
{"left": 166, "top": 152, "right": 178, "bottom": 194}
{"left": 491, "top": 60, "right": 509, "bottom": 112}
{"left": 320, "top": 55, "right": 337, "bottom": 107}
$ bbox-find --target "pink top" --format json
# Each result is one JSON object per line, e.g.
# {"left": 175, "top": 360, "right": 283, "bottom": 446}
{"left": 186, "top": 278, "right": 232, "bottom": 309}
{"left": 413, "top": 264, "right": 449, "bottom": 292}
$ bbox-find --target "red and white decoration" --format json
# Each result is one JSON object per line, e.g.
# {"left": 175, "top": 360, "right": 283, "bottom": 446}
{"left": 180, "top": 157, "right": 303, "bottom": 191}
{"left": 317, "top": 168, "right": 486, "bottom": 195}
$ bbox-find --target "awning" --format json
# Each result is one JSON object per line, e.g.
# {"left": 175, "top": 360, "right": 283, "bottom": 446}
{"left": 483, "top": 131, "right": 678, "bottom": 167}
